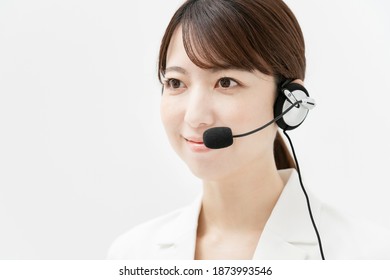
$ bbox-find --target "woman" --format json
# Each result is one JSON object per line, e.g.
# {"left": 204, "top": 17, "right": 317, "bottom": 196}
{"left": 108, "top": 0, "right": 390, "bottom": 259}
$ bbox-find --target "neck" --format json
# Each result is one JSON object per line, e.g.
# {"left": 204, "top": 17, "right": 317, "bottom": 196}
{"left": 199, "top": 161, "right": 284, "bottom": 234}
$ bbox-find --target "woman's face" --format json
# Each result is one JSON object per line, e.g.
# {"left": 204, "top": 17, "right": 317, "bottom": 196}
{"left": 160, "top": 27, "right": 278, "bottom": 181}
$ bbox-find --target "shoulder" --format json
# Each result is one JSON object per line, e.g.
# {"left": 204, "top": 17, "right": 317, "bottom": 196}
{"left": 107, "top": 196, "right": 201, "bottom": 260}
{"left": 318, "top": 202, "right": 390, "bottom": 259}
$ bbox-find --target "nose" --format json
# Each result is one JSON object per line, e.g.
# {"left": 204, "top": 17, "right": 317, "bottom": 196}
{"left": 184, "top": 86, "right": 214, "bottom": 129}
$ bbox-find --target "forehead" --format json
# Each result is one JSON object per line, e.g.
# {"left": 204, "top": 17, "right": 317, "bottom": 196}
{"left": 165, "top": 27, "right": 243, "bottom": 75}
{"left": 166, "top": 27, "right": 186, "bottom": 67}
{"left": 165, "top": 26, "right": 214, "bottom": 76}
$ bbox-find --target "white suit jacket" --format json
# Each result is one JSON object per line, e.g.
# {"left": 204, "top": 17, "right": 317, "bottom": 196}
{"left": 108, "top": 169, "right": 390, "bottom": 260}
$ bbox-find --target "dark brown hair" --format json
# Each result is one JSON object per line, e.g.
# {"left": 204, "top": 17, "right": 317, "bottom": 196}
{"left": 158, "top": 0, "right": 306, "bottom": 169}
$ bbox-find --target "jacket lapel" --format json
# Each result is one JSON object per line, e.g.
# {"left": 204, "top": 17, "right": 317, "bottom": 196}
{"left": 152, "top": 194, "right": 202, "bottom": 259}
{"left": 253, "top": 169, "right": 322, "bottom": 259}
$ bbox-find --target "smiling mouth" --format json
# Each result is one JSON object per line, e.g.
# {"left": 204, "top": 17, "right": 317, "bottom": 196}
{"left": 184, "top": 136, "right": 211, "bottom": 152}
{"left": 186, "top": 139, "right": 204, "bottom": 144}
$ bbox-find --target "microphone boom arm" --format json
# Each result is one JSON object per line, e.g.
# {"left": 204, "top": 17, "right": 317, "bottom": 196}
{"left": 233, "top": 100, "right": 302, "bottom": 138}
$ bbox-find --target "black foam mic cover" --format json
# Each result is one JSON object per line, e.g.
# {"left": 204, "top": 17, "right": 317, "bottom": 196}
{"left": 203, "top": 127, "right": 233, "bottom": 149}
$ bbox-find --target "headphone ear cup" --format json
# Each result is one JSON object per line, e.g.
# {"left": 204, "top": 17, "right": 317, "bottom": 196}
{"left": 274, "top": 82, "right": 310, "bottom": 130}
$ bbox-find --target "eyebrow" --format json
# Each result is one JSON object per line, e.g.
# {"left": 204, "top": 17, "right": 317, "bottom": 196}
{"left": 164, "top": 66, "right": 188, "bottom": 75}
{"left": 163, "top": 66, "right": 249, "bottom": 76}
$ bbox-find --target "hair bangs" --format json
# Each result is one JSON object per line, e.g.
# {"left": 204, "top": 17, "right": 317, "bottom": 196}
{"left": 180, "top": 0, "right": 272, "bottom": 73}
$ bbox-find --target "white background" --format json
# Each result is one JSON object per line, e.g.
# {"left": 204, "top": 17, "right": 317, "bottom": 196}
{"left": 0, "top": 0, "right": 389, "bottom": 259}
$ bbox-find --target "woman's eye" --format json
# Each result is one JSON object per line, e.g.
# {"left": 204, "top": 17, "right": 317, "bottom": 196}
{"left": 217, "top": 77, "right": 238, "bottom": 88}
{"left": 166, "top": 78, "right": 184, "bottom": 89}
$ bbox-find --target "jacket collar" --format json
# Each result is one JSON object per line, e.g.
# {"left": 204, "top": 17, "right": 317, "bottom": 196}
{"left": 153, "top": 168, "right": 322, "bottom": 259}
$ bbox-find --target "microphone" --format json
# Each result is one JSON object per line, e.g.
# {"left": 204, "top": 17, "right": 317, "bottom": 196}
{"left": 203, "top": 100, "right": 305, "bottom": 149}
{"left": 203, "top": 127, "right": 234, "bottom": 149}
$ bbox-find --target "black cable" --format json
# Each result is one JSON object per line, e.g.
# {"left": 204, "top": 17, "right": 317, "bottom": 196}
{"left": 283, "top": 129, "right": 326, "bottom": 260}
{"left": 234, "top": 100, "right": 302, "bottom": 138}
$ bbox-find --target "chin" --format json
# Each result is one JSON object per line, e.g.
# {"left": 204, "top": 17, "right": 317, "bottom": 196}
{"left": 185, "top": 158, "right": 237, "bottom": 182}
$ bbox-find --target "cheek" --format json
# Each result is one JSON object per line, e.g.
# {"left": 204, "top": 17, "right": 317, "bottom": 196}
{"left": 160, "top": 99, "right": 174, "bottom": 131}
{"left": 228, "top": 96, "right": 275, "bottom": 133}
{"left": 226, "top": 95, "right": 277, "bottom": 158}
{"left": 160, "top": 98, "right": 183, "bottom": 143}
{"left": 160, "top": 99, "right": 169, "bottom": 127}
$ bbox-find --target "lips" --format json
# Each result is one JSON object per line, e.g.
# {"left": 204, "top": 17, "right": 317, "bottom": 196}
{"left": 186, "top": 138, "right": 204, "bottom": 144}
{"left": 184, "top": 136, "right": 204, "bottom": 144}
{"left": 184, "top": 136, "right": 210, "bottom": 152}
